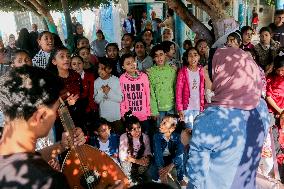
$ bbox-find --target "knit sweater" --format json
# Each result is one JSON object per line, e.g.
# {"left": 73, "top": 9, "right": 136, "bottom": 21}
{"left": 94, "top": 75, "right": 122, "bottom": 122}
{"left": 148, "top": 65, "right": 176, "bottom": 116}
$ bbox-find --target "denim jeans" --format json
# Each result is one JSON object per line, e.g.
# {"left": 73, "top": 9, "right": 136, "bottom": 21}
{"left": 151, "top": 155, "right": 185, "bottom": 182}
{"left": 187, "top": 99, "right": 270, "bottom": 189}
{"left": 183, "top": 109, "right": 200, "bottom": 129}
{"left": 157, "top": 109, "right": 175, "bottom": 127}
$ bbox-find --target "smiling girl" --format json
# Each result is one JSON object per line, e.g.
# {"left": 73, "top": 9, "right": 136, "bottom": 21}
{"left": 32, "top": 31, "right": 54, "bottom": 69}
{"left": 176, "top": 47, "right": 205, "bottom": 129}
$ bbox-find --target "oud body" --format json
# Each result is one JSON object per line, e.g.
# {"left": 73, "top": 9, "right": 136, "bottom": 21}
{"left": 58, "top": 98, "right": 128, "bottom": 189}
{"left": 61, "top": 144, "right": 129, "bottom": 189}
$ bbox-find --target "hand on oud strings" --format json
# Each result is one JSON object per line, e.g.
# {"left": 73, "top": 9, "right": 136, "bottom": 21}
{"left": 61, "top": 127, "right": 86, "bottom": 149}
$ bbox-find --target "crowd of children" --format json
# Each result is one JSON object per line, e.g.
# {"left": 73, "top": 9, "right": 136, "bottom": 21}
{"left": 1, "top": 14, "right": 284, "bottom": 187}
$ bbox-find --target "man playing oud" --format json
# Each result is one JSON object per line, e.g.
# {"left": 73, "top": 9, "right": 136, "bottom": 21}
{"left": 0, "top": 66, "right": 86, "bottom": 188}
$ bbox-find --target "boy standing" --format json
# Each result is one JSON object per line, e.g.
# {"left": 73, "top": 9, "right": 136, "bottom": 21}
{"left": 149, "top": 44, "right": 176, "bottom": 126}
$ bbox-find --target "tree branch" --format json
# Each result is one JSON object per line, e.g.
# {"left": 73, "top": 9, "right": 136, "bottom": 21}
{"left": 166, "top": 0, "right": 214, "bottom": 44}
{"left": 188, "top": 0, "right": 227, "bottom": 19}
{"left": 29, "top": 0, "right": 54, "bottom": 24}
{"left": 187, "top": 0, "right": 212, "bottom": 15}
{"left": 29, "top": 0, "right": 47, "bottom": 15}
{"left": 35, "top": 0, "right": 48, "bottom": 9}
{"left": 15, "top": 0, "right": 41, "bottom": 17}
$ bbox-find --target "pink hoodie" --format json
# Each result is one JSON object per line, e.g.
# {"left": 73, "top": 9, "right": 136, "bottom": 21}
{"left": 176, "top": 66, "right": 205, "bottom": 111}
{"left": 119, "top": 71, "right": 151, "bottom": 121}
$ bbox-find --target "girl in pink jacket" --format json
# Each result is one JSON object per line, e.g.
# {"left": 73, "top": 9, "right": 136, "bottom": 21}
{"left": 119, "top": 53, "right": 151, "bottom": 134}
{"left": 176, "top": 47, "right": 205, "bottom": 129}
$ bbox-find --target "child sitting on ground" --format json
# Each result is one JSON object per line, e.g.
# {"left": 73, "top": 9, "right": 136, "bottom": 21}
{"left": 89, "top": 118, "right": 119, "bottom": 160}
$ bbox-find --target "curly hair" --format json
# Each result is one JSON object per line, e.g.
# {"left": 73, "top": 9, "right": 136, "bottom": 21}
{"left": 0, "top": 65, "right": 64, "bottom": 121}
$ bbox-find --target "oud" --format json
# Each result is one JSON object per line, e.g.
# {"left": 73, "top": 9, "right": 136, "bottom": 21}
{"left": 58, "top": 98, "right": 129, "bottom": 189}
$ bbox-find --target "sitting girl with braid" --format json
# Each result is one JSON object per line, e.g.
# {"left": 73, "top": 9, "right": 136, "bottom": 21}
{"left": 119, "top": 111, "right": 151, "bottom": 184}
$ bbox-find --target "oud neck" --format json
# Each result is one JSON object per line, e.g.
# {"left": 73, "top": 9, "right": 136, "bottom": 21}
{"left": 58, "top": 98, "right": 76, "bottom": 141}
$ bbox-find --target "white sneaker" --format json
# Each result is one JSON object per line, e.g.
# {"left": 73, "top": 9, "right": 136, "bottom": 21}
{"left": 151, "top": 179, "right": 161, "bottom": 183}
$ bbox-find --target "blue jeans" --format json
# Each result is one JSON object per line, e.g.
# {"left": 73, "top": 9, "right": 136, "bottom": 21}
{"left": 157, "top": 109, "right": 175, "bottom": 127}
{"left": 151, "top": 155, "right": 185, "bottom": 182}
{"left": 183, "top": 109, "right": 200, "bottom": 129}
{"left": 187, "top": 99, "right": 270, "bottom": 189}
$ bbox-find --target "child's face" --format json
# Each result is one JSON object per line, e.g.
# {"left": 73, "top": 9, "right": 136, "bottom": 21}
{"left": 106, "top": 46, "right": 118, "bottom": 59}
{"left": 280, "top": 113, "right": 284, "bottom": 128}
{"left": 76, "top": 25, "right": 84, "bottom": 35}
{"left": 183, "top": 43, "right": 190, "bottom": 50}
{"left": 142, "top": 31, "right": 153, "bottom": 46}
{"left": 276, "top": 66, "right": 284, "bottom": 77}
{"left": 130, "top": 123, "right": 141, "bottom": 138}
{"left": 226, "top": 36, "right": 239, "bottom": 48}
{"left": 134, "top": 42, "right": 146, "bottom": 57}
{"left": 52, "top": 50, "right": 70, "bottom": 71}
{"left": 275, "top": 14, "right": 284, "bottom": 26}
{"left": 197, "top": 41, "right": 208, "bottom": 56}
{"left": 145, "top": 23, "right": 152, "bottom": 30}
{"left": 167, "top": 44, "right": 176, "bottom": 58}
{"left": 154, "top": 50, "right": 166, "bottom": 66}
{"left": 77, "top": 39, "right": 89, "bottom": 49}
{"left": 122, "top": 35, "right": 133, "bottom": 49}
{"left": 122, "top": 57, "right": 137, "bottom": 75}
{"left": 163, "top": 30, "right": 172, "bottom": 41}
{"left": 79, "top": 48, "right": 90, "bottom": 62}
{"left": 159, "top": 117, "right": 175, "bottom": 134}
{"left": 12, "top": 52, "right": 32, "bottom": 68}
{"left": 38, "top": 33, "right": 54, "bottom": 52}
{"left": 242, "top": 30, "right": 253, "bottom": 44}
{"left": 260, "top": 31, "right": 271, "bottom": 45}
{"left": 97, "top": 124, "right": 111, "bottom": 140}
{"left": 96, "top": 33, "right": 103, "bottom": 40}
{"left": 71, "top": 57, "right": 84, "bottom": 74}
{"left": 188, "top": 49, "right": 200, "bottom": 67}
{"left": 98, "top": 63, "right": 112, "bottom": 80}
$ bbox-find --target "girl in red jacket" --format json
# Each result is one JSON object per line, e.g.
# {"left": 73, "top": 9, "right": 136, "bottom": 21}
{"left": 266, "top": 53, "right": 284, "bottom": 181}
{"left": 176, "top": 47, "right": 205, "bottom": 129}
{"left": 70, "top": 55, "right": 98, "bottom": 136}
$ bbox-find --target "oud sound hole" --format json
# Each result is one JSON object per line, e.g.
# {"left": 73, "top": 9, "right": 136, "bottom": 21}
{"left": 80, "top": 170, "right": 100, "bottom": 188}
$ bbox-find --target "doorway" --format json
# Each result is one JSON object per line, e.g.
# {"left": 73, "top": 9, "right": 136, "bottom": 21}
{"left": 128, "top": 3, "right": 147, "bottom": 34}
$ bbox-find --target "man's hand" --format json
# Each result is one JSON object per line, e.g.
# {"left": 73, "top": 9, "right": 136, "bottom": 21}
{"left": 48, "top": 158, "right": 60, "bottom": 171}
{"left": 61, "top": 127, "right": 86, "bottom": 149}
